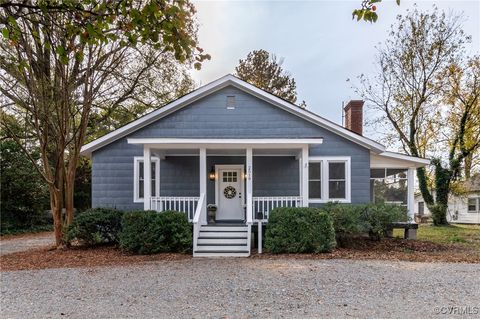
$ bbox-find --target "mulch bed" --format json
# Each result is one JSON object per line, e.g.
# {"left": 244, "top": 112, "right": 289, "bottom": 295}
{"left": 1, "top": 238, "right": 478, "bottom": 272}
{"left": 0, "top": 245, "right": 190, "bottom": 272}
{"left": 252, "top": 237, "right": 480, "bottom": 263}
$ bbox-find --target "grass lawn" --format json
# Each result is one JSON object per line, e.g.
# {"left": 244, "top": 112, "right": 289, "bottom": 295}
{"left": 394, "top": 224, "right": 480, "bottom": 251}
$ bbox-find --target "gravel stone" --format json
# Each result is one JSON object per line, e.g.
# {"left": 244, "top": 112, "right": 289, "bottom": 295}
{"left": 0, "top": 233, "right": 54, "bottom": 256}
{"left": 1, "top": 258, "right": 479, "bottom": 318}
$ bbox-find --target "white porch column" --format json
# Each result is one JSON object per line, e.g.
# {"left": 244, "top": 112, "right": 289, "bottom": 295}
{"left": 246, "top": 147, "right": 253, "bottom": 224}
{"left": 407, "top": 167, "right": 415, "bottom": 223}
{"left": 143, "top": 146, "right": 151, "bottom": 210}
{"left": 301, "top": 145, "right": 309, "bottom": 207}
{"left": 199, "top": 148, "right": 207, "bottom": 224}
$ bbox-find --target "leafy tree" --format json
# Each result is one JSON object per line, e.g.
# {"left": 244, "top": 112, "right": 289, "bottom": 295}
{"left": 0, "top": 120, "right": 50, "bottom": 233}
{"left": 0, "top": 0, "right": 209, "bottom": 246}
{"left": 356, "top": 8, "right": 479, "bottom": 225}
{"left": 235, "top": 49, "right": 304, "bottom": 106}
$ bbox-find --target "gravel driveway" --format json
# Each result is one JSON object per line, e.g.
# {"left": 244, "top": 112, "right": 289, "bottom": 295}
{"left": 0, "top": 232, "right": 54, "bottom": 256}
{"left": 1, "top": 258, "right": 479, "bottom": 318}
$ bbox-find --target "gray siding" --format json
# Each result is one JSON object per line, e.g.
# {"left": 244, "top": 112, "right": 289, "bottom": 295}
{"left": 91, "top": 85, "right": 371, "bottom": 209}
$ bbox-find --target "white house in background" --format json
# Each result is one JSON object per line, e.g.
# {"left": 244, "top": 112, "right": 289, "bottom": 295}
{"left": 414, "top": 175, "right": 480, "bottom": 224}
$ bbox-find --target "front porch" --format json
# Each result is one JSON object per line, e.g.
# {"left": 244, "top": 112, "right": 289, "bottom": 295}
{"left": 129, "top": 138, "right": 319, "bottom": 256}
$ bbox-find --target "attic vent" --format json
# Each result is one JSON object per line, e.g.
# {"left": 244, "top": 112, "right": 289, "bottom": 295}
{"left": 226, "top": 96, "right": 236, "bottom": 109}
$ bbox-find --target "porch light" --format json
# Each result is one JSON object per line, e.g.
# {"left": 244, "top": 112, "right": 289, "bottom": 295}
{"left": 209, "top": 166, "right": 216, "bottom": 181}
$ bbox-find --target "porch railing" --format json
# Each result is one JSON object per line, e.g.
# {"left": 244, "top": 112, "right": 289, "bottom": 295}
{"left": 252, "top": 196, "right": 302, "bottom": 222}
{"left": 151, "top": 196, "right": 200, "bottom": 222}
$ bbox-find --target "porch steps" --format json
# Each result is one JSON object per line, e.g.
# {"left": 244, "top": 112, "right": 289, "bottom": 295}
{"left": 194, "top": 224, "right": 250, "bottom": 257}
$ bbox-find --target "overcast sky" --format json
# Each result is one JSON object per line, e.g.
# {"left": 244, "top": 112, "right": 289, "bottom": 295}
{"left": 189, "top": 0, "right": 479, "bottom": 138}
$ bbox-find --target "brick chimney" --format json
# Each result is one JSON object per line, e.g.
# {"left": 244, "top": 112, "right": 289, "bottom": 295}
{"left": 344, "top": 100, "right": 364, "bottom": 135}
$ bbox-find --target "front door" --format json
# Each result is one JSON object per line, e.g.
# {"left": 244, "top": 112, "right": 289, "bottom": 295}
{"left": 216, "top": 166, "right": 244, "bottom": 221}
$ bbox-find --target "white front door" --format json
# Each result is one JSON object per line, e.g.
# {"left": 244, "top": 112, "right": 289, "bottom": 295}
{"left": 216, "top": 166, "right": 244, "bottom": 221}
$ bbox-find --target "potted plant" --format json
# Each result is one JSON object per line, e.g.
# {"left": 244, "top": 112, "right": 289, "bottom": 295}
{"left": 207, "top": 204, "right": 217, "bottom": 223}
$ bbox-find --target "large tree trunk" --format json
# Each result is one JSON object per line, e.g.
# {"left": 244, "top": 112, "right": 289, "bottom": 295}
{"left": 49, "top": 186, "right": 64, "bottom": 247}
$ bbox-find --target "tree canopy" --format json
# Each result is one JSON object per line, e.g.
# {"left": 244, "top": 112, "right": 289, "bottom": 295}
{"left": 235, "top": 49, "right": 304, "bottom": 106}
{"left": 0, "top": 0, "right": 208, "bottom": 246}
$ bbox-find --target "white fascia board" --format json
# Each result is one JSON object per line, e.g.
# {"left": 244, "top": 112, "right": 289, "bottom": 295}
{"left": 127, "top": 138, "right": 323, "bottom": 149}
{"left": 371, "top": 151, "right": 430, "bottom": 168}
{"left": 80, "top": 74, "right": 385, "bottom": 157}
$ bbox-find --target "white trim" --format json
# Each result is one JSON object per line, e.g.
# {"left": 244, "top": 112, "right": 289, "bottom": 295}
{"left": 371, "top": 151, "right": 430, "bottom": 169}
{"left": 80, "top": 74, "right": 383, "bottom": 156}
{"left": 126, "top": 138, "right": 323, "bottom": 149}
{"left": 308, "top": 156, "right": 351, "bottom": 204}
{"left": 246, "top": 148, "right": 253, "bottom": 225}
{"left": 407, "top": 168, "right": 415, "bottom": 222}
{"left": 133, "top": 156, "right": 160, "bottom": 203}
{"left": 214, "top": 165, "right": 245, "bottom": 214}
{"left": 199, "top": 148, "right": 207, "bottom": 225}
{"left": 301, "top": 146, "right": 309, "bottom": 206}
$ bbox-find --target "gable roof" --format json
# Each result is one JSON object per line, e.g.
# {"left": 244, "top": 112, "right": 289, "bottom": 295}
{"left": 80, "top": 74, "right": 386, "bottom": 156}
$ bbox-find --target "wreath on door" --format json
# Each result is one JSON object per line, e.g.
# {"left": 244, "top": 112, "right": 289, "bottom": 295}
{"left": 223, "top": 186, "right": 237, "bottom": 199}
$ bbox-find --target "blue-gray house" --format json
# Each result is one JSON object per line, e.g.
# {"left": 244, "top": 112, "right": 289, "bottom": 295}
{"left": 80, "top": 75, "right": 429, "bottom": 257}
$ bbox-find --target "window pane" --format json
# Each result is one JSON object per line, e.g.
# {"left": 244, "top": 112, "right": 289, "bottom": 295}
{"left": 139, "top": 179, "right": 144, "bottom": 199}
{"left": 370, "top": 169, "right": 385, "bottom": 179}
{"left": 309, "top": 181, "right": 321, "bottom": 199}
{"left": 371, "top": 179, "right": 407, "bottom": 205}
{"left": 309, "top": 162, "right": 321, "bottom": 179}
{"left": 329, "top": 162, "right": 345, "bottom": 179}
{"left": 151, "top": 162, "right": 156, "bottom": 196}
{"left": 468, "top": 198, "right": 477, "bottom": 212}
{"left": 329, "top": 181, "right": 346, "bottom": 199}
{"left": 139, "top": 162, "right": 144, "bottom": 179}
{"left": 386, "top": 169, "right": 407, "bottom": 179}
{"left": 418, "top": 202, "right": 424, "bottom": 215}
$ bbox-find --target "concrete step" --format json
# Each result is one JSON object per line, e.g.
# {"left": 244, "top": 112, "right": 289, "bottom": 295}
{"left": 197, "top": 238, "right": 248, "bottom": 245}
{"left": 198, "top": 231, "right": 248, "bottom": 238}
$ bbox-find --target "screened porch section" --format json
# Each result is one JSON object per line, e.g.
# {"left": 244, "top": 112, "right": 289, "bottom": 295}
{"left": 370, "top": 168, "right": 409, "bottom": 207}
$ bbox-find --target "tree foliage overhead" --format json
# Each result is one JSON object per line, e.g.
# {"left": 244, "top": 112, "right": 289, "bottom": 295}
{"left": 356, "top": 7, "right": 479, "bottom": 225}
{"left": 353, "top": 0, "right": 401, "bottom": 23}
{"left": 0, "top": 0, "right": 208, "bottom": 246}
{"left": 235, "top": 49, "right": 304, "bottom": 106}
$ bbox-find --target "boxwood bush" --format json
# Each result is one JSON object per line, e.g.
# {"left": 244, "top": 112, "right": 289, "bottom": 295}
{"left": 66, "top": 208, "right": 124, "bottom": 245}
{"left": 322, "top": 203, "right": 408, "bottom": 242}
{"left": 361, "top": 203, "right": 408, "bottom": 240}
{"left": 119, "top": 210, "right": 192, "bottom": 254}
{"left": 264, "top": 207, "right": 336, "bottom": 253}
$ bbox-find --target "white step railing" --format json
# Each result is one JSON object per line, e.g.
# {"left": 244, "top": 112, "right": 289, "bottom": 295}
{"left": 151, "top": 196, "right": 200, "bottom": 222}
{"left": 192, "top": 193, "right": 206, "bottom": 253}
{"left": 252, "top": 196, "right": 302, "bottom": 222}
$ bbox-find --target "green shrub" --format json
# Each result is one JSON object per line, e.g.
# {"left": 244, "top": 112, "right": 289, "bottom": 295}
{"left": 119, "top": 210, "right": 192, "bottom": 254}
{"left": 322, "top": 203, "right": 366, "bottom": 246}
{"left": 361, "top": 203, "right": 408, "bottom": 240}
{"left": 66, "top": 208, "right": 124, "bottom": 245}
{"left": 264, "top": 207, "right": 336, "bottom": 253}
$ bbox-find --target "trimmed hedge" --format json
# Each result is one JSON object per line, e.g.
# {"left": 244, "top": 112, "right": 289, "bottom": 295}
{"left": 119, "top": 210, "right": 192, "bottom": 254}
{"left": 361, "top": 203, "right": 408, "bottom": 240}
{"left": 66, "top": 208, "right": 124, "bottom": 245}
{"left": 264, "top": 207, "right": 336, "bottom": 253}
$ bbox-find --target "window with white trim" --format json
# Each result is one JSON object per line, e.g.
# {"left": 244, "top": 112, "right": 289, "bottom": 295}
{"left": 468, "top": 198, "right": 479, "bottom": 213}
{"left": 308, "top": 157, "right": 350, "bottom": 202}
{"left": 134, "top": 157, "right": 160, "bottom": 202}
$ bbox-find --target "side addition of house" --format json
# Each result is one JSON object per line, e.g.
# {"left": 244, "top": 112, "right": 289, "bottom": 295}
{"left": 80, "top": 75, "right": 430, "bottom": 257}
